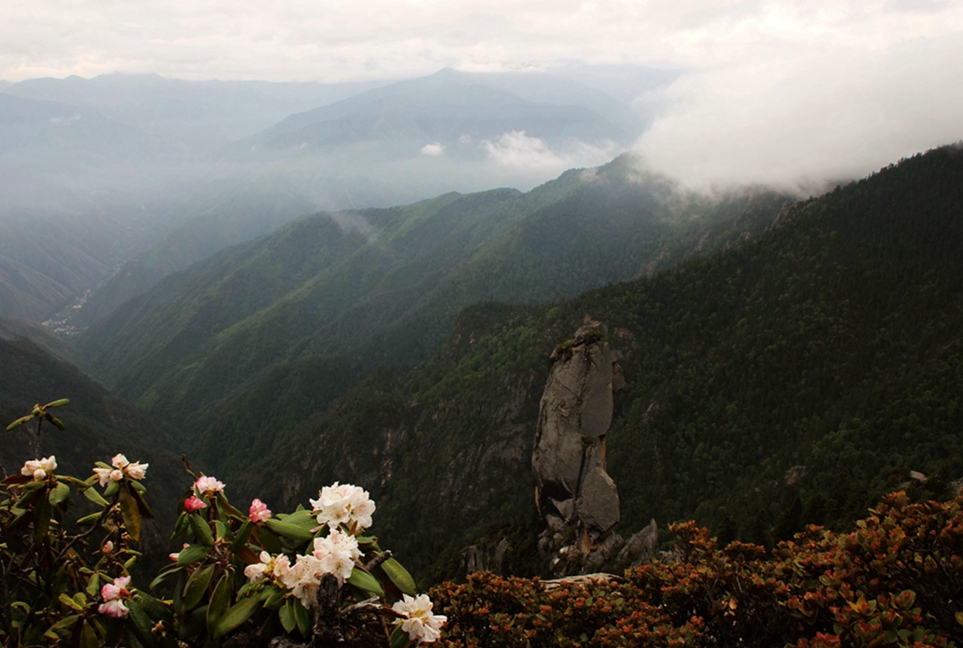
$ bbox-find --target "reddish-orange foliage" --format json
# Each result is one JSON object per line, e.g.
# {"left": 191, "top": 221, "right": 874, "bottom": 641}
{"left": 431, "top": 493, "right": 963, "bottom": 647}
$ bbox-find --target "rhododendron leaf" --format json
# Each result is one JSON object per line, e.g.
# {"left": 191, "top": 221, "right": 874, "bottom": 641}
{"left": 48, "top": 612, "right": 80, "bottom": 634}
{"left": 213, "top": 596, "right": 263, "bottom": 639}
{"left": 85, "top": 574, "right": 100, "bottom": 599}
{"left": 264, "top": 586, "right": 285, "bottom": 610}
{"left": 256, "top": 526, "right": 283, "bottom": 554}
{"left": 177, "top": 545, "right": 210, "bottom": 567}
{"left": 6, "top": 415, "right": 33, "bottom": 430}
{"left": 214, "top": 519, "right": 229, "bottom": 541}
{"left": 126, "top": 599, "right": 159, "bottom": 648}
{"left": 82, "top": 486, "right": 109, "bottom": 507}
{"left": 44, "top": 398, "right": 70, "bottom": 408}
{"left": 45, "top": 413, "right": 65, "bottom": 430}
{"left": 183, "top": 564, "right": 215, "bottom": 609}
{"left": 206, "top": 572, "right": 233, "bottom": 636}
{"left": 79, "top": 621, "right": 99, "bottom": 648}
{"left": 119, "top": 486, "right": 142, "bottom": 542}
{"left": 188, "top": 513, "right": 214, "bottom": 547}
{"left": 279, "top": 599, "right": 297, "bottom": 633}
{"left": 230, "top": 520, "right": 253, "bottom": 553}
{"left": 104, "top": 480, "right": 120, "bottom": 498}
{"left": 33, "top": 494, "right": 52, "bottom": 544}
{"left": 380, "top": 557, "right": 417, "bottom": 596}
{"left": 215, "top": 492, "right": 244, "bottom": 519}
{"left": 130, "top": 486, "right": 154, "bottom": 518}
{"left": 264, "top": 518, "right": 314, "bottom": 543}
{"left": 390, "top": 625, "right": 410, "bottom": 648}
{"left": 293, "top": 595, "right": 311, "bottom": 636}
{"left": 58, "top": 592, "right": 84, "bottom": 611}
{"left": 956, "top": 611, "right": 963, "bottom": 626}
{"left": 347, "top": 568, "right": 385, "bottom": 599}
{"left": 49, "top": 481, "right": 70, "bottom": 506}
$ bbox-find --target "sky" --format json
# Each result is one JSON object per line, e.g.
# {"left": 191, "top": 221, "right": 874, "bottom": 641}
{"left": 2, "top": 0, "right": 962, "bottom": 189}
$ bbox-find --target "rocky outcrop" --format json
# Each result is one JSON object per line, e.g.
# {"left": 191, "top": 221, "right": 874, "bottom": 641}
{"left": 532, "top": 319, "right": 627, "bottom": 574}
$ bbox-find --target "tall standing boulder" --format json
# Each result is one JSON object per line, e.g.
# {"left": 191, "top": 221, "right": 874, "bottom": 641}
{"left": 532, "top": 319, "right": 625, "bottom": 573}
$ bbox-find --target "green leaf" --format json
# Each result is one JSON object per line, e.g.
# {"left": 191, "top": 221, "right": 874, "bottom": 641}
{"left": 33, "top": 491, "right": 52, "bottom": 544}
{"left": 83, "top": 486, "right": 109, "bottom": 507}
{"left": 213, "top": 596, "right": 262, "bottom": 639}
{"left": 230, "top": 520, "right": 254, "bottom": 553}
{"left": 380, "top": 557, "right": 417, "bottom": 596}
{"left": 49, "top": 481, "right": 70, "bottom": 506}
{"left": 119, "top": 486, "right": 143, "bottom": 543}
{"left": 44, "top": 398, "right": 70, "bottom": 408}
{"left": 129, "top": 484, "right": 154, "bottom": 518}
{"left": 79, "top": 621, "right": 99, "bottom": 648}
{"left": 58, "top": 592, "right": 84, "bottom": 611}
{"left": 214, "top": 519, "right": 230, "bottom": 542}
{"left": 183, "top": 564, "right": 216, "bottom": 610}
{"left": 45, "top": 413, "right": 66, "bottom": 430}
{"left": 177, "top": 544, "right": 211, "bottom": 566}
{"left": 188, "top": 514, "right": 214, "bottom": 547}
{"left": 6, "top": 415, "right": 34, "bottom": 431}
{"left": 206, "top": 572, "right": 234, "bottom": 636}
{"left": 75, "top": 511, "right": 102, "bottom": 525}
{"left": 104, "top": 480, "right": 120, "bottom": 498}
{"left": 126, "top": 599, "right": 159, "bottom": 648}
{"left": 279, "top": 599, "right": 297, "bottom": 633}
{"left": 956, "top": 611, "right": 963, "bottom": 626}
{"left": 257, "top": 526, "right": 283, "bottom": 554}
{"left": 347, "top": 568, "right": 385, "bottom": 598}
{"left": 293, "top": 596, "right": 311, "bottom": 636}
{"left": 265, "top": 518, "right": 315, "bottom": 543}
{"left": 390, "top": 625, "right": 411, "bottom": 648}
{"left": 48, "top": 613, "right": 80, "bottom": 632}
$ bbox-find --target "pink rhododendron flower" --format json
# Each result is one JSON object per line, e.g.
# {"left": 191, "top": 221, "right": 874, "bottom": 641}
{"left": 249, "top": 498, "right": 272, "bottom": 523}
{"left": 392, "top": 594, "right": 446, "bottom": 643}
{"left": 184, "top": 495, "right": 207, "bottom": 512}
{"left": 21, "top": 456, "right": 56, "bottom": 481}
{"left": 194, "top": 475, "right": 225, "bottom": 497}
{"left": 99, "top": 576, "right": 132, "bottom": 619}
{"left": 309, "top": 482, "right": 375, "bottom": 532}
{"left": 170, "top": 542, "right": 189, "bottom": 561}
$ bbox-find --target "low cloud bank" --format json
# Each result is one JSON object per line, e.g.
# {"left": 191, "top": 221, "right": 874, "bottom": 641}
{"left": 635, "top": 33, "right": 963, "bottom": 194}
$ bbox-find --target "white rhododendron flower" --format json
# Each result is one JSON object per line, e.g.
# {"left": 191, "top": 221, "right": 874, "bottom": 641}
{"left": 98, "top": 576, "right": 132, "bottom": 619}
{"left": 93, "top": 467, "right": 123, "bottom": 487}
{"left": 194, "top": 475, "right": 225, "bottom": 497}
{"left": 392, "top": 594, "right": 446, "bottom": 643}
{"left": 93, "top": 454, "right": 148, "bottom": 486}
{"left": 310, "top": 482, "right": 375, "bottom": 532}
{"left": 21, "top": 456, "right": 57, "bottom": 481}
{"left": 124, "top": 460, "right": 148, "bottom": 480}
{"left": 244, "top": 551, "right": 276, "bottom": 583}
{"left": 312, "top": 529, "right": 362, "bottom": 582}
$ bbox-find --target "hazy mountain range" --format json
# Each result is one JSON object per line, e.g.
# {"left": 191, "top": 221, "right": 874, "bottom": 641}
{"left": 0, "top": 65, "right": 677, "bottom": 324}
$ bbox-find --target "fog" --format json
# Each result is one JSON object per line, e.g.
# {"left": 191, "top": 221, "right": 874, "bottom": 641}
{"left": 635, "top": 32, "right": 963, "bottom": 194}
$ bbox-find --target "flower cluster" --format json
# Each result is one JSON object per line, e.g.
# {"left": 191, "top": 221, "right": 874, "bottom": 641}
{"left": 92, "top": 453, "right": 148, "bottom": 487}
{"left": 98, "top": 576, "right": 133, "bottom": 619}
{"left": 309, "top": 482, "right": 375, "bottom": 532}
{"left": 245, "top": 528, "right": 363, "bottom": 608}
{"left": 21, "top": 456, "right": 56, "bottom": 481}
{"left": 249, "top": 498, "right": 272, "bottom": 523}
{"left": 392, "top": 594, "right": 447, "bottom": 643}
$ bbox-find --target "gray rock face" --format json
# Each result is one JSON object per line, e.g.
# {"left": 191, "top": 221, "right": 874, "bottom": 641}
{"left": 533, "top": 320, "right": 624, "bottom": 573}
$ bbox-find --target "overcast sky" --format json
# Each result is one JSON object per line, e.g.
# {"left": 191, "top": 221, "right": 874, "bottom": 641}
{"left": 2, "top": 0, "right": 962, "bottom": 189}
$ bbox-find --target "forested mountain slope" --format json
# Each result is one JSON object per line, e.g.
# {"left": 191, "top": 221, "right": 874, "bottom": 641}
{"left": 238, "top": 144, "right": 963, "bottom": 577}
{"left": 78, "top": 155, "right": 787, "bottom": 481}
{"left": 0, "top": 329, "right": 185, "bottom": 528}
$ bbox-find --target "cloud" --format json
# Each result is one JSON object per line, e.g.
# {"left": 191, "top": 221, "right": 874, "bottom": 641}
{"left": 419, "top": 142, "right": 445, "bottom": 156}
{"left": 635, "top": 30, "right": 963, "bottom": 192}
{"left": 481, "top": 130, "right": 618, "bottom": 175}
